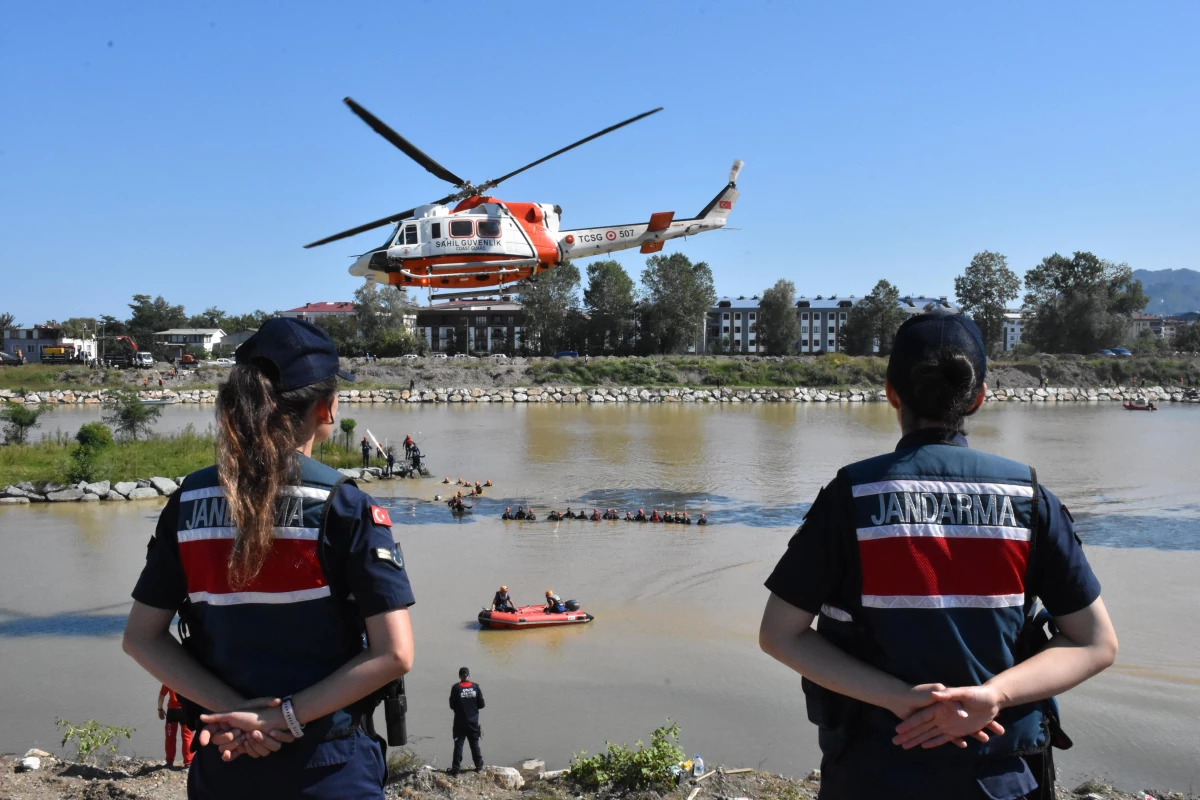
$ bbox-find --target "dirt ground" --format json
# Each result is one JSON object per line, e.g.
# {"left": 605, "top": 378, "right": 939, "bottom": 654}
{"left": 3, "top": 755, "right": 1195, "bottom": 800}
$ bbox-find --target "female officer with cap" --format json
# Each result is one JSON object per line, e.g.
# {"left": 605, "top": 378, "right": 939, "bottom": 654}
{"left": 759, "top": 310, "right": 1117, "bottom": 800}
{"left": 123, "top": 317, "right": 415, "bottom": 800}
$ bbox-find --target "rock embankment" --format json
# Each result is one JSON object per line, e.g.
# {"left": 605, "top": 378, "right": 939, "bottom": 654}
{"left": 3, "top": 385, "right": 1198, "bottom": 407}
{"left": 0, "top": 476, "right": 180, "bottom": 505}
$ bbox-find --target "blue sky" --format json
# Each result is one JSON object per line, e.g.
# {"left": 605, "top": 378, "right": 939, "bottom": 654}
{"left": 2, "top": 1, "right": 1197, "bottom": 324}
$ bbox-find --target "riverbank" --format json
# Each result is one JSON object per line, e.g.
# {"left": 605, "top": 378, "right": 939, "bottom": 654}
{"left": 3, "top": 382, "right": 1198, "bottom": 408}
{"left": 2, "top": 753, "right": 1192, "bottom": 800}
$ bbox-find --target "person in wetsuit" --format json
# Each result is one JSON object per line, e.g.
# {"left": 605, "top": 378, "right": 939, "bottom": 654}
{"left": 635, "top": 508, "right": 647, "bottom": 522}
{"left": 697, "top": 513, "right": 707, "bottom": 525}
{"left": 591, "top": 508, "right": 602, "bottom": 521}
{"left": 515, "top": 506, "right": 527, "bottom": 520}
{"left": 501, "top": 507, "right": 513, "bottom": 521}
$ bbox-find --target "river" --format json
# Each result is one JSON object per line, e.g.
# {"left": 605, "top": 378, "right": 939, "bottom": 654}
{"left": 1, "top": 402, "right": 1198, "bottom": 792}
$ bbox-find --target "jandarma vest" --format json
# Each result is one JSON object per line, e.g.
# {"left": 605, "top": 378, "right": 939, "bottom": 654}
{"left": 811, "top": 439, "right": 1048, "bottom": 759}
{"left": 174, "top": 456, "right": 365, "bottom": 737}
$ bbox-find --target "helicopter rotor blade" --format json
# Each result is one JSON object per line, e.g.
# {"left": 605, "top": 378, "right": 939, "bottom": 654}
{"left": 478, "top": 107, "right": 663, "bottom": 192}
{"left": 343, "top": 97, "right": 468, "bottom": 188}
{"left": 303, "top": 193, "right": 459, "bottom": 249}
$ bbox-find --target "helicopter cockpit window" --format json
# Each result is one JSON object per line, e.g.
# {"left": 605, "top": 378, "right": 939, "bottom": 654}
{"left": 477, "top": 219, "right": 501, "bottom": 238}
{"left": 450, "top": 220, "right": 474, "bottom": 237}
{"left": 404, "top": 224, "right": 418, "bottom": 245}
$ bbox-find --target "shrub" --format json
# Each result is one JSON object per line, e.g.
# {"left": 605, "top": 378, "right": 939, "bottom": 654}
{"left": 103, "top": 390, "right": 161, "bottom": 441}
{"left": 76, "top": 422, "right": 114, "bottom": 450}
{"left": 55, "top": 717, "right": 134, "bottom": 764}
{"left": 568, "top": 722, "right": 685, "bottom": 792}
{"left": 66, "top": 446, "right": 101, "bottom": 484}
{"left": 1, "top": 404, "right": 45, "bottom": 445}
{"left": 340, "top": 417, "right": 357, "bottom": 452}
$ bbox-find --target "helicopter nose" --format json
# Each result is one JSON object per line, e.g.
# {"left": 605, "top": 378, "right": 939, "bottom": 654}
{"left": 349, "top": 252, "right": 373, "bottom": 277}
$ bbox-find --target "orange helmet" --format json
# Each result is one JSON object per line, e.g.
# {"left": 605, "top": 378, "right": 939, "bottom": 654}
{"left": 500, "top": 585, "right": 508, "bottom": 592}
{"left": 546, "top": 589, "right": 554, "bottom": 596}
{"left": 505, "top": 506, "right": 510, "bottom": 511}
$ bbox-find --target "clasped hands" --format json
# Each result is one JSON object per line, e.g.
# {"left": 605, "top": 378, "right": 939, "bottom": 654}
{"left": 889, "top": 683, "right": 1005, "bottom": 750}
{"left": 196, "top": 698, "right": 296, "bottom": 762}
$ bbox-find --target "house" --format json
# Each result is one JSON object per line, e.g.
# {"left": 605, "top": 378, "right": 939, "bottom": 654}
{"left": 154, "top": 329, "right": 227, "bottom": 360}
{"left": 279, "top": 302, "right": 357, "bottom": 323}
{"left": 707, "top": 296, "right": 762, "bottom": 353}
{"left": 1002, "top": 310, "right": 1026, "bottom": 352}
{"left": 3, "top": 323, "right": 98, "bottom": 364}
{"left": 794, "top": 296, "right": 858, "bottom": 354}
{"left": 414, "top": 300, "right": 525, "bottom": 353}
{"left": 1132, "top": 311, "right": 1161, "bottom": 338}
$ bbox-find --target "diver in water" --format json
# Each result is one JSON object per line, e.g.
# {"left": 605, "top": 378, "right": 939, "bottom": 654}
{"left": 501, "top": 507, "right": 513, "bottom": 521}
{"left": 591, "top": 508, "right": 602, "bottom": 521}
{"left": 650, "top": 509, "right": 661, "bottom": 523}
{"left": 625, "top": 510, "right": 634, "bottom": 521}
{"left": 515, "top": 506, "right": 527, "bottom": 520}
{"left": 635, "top": 508, "right": 647, "bottom": 522}
{"left": 697, "top": 514, "right": 708, "bottom": 525}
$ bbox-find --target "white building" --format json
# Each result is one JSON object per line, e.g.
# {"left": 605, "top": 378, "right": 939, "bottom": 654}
{"left": 154, "top": 329, "right": 227, "bottom": 360}
{"left": 1002, "top": 310, "right": 1026, "bottom": 352}
{"left": 3, "top": 323, "right": 98, "bottom": 364}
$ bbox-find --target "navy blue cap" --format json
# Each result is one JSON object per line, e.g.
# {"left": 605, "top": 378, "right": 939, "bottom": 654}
{"left": 235, "top": 317, "right": 354, "bottom": 390}
{"left": 886, "top": 310, "right": 986, "bottom": 402}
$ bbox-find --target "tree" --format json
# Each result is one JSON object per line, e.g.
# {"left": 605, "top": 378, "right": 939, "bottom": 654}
{"left": 638, "top": 254, "right": 717, "bottom": 354}
{"left": 103, "top": 390, "right": 162, "bottom": 441}
{"left": 354, "top": 284, "right": 422, "bottom": 356}
{"left": 339, "top": 418, "right": 357, "bottom": 452}
{"left": 955, "top": 252, "right": 1022, "bottom": 356}
{"left": 223, "top": 310, "right": 270, "bottom": 333}
{"left": 188, "top": 306, "right": 227, "bottom": 329}
{"left": 839, "top": 280, "right": 909, "bottom": 356}
{"left": 1173, "top": 323, "right": 1200, "bottom": 353}
{"left": 583, "top": 260, "right": 637, "bottom": 354}
{"left": 1022, "top": 252, "right": 1148, "bottom": 353}
{"left": 0, "top": 312, "right": 17, "bottom": 332}
{"left": 758, "top": 279, "right": 801, "bottom": 356}
{"left": 126, "top": 295, "right": 187, "bottom": 359}
{"left": 60, "top": 317, "right": 99, "bottom": 339}
{"left": 0, "top": 404, "right": 45, "bottom": 445}
{"left": 518, "top": 260, "right": 582, "bottom": 355}
{"left": 311, "top": 314, "right": 360, "bottom": 355}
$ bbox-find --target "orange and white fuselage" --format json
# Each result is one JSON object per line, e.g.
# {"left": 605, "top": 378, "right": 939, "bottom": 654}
{"left": 349, "top": 161, "right": 742, "bottom": 292}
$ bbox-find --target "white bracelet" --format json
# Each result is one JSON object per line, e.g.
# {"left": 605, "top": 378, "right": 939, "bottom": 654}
{"left": 281, "top": 697, "right": 305, "bottom": 738}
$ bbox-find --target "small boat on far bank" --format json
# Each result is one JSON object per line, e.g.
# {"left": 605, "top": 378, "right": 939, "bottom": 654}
{"left": 1123, "top": 401, "right": 1157, "bottom": 411}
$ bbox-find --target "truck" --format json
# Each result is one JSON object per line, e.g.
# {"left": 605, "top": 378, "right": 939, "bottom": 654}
{"left": 101, "top": 336, "right": 153, "bottom": 369}
{"left": 40, "top": 345, "right": 80, "bottom": 365}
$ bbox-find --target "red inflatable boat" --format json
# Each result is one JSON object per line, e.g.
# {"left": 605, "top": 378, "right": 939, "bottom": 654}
{"left": 1123, "top": 401, "right": 1157, "bottom": 411}
{"left": 478, "top": 603, "right": 594, "bottom": 630}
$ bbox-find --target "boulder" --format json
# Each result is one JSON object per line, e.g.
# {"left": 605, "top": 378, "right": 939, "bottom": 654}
{"left": 47, "top": 488, "right": 86, "bottom": 502}
{"left": 542, "top": 769, "right": 569, "bottom": 781}
{"left": 42, "top": 482, "right": 65, "bottom": 493}
{"left": 113, "top": 481, "right": 137, "bottom": 497}
{"left": 81, "top": 493, "right": 100, "bottom": 502}
{"left": 337, "top": 468, "right": 362, "bottom": 479}
{"left": 0, "top": 497, "right": 31, "bottom": 505}
{"left": 24, "top": 748, "right": 52, "bottom": 759}
{"left": 16, "top": 481, "right": 37, "bottom": 493}
{"left": 128, "top": 487, "right": 161, "bottom": 501}
{"left": 85, "top": 481, "right": 111, "bottom": 496}
{"left": 486, "top": 766, "right": 525, "bottom": 790}
{"left": 104, "top": 490, "right": 127, "bottom": 501}
{"left": 515, "top": 759, "right": 545, "bottom": 780}
{"left": 136, "top": 479, "right": 152, "bottom": 489}
{"left": 150, "top": 477, "right": 178, "bottom": 496}
{"left": 16, "top": 756, "right": 40, "bottom": 772}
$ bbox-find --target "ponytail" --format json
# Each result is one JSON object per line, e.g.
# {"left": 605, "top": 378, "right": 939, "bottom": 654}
{"left": 900, "top": 347, "right": 981, "bottom": 433}
{"left": 216, "top": 365, "right": 337, "bottom": 589}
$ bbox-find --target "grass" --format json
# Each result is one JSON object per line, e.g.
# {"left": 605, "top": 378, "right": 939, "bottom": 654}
{"left": 0, "top": 428, "right": 395, "bottom": 487}
{"left": 0, "top": 364, "right": 128, "bottom": 392}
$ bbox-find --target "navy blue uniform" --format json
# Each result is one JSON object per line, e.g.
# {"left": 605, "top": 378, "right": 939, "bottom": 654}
{"left": 133, "top": 454, "right": 415, "bottom": 800}
{"left": 766, "top": 429, "right": 1100, "bottom": 800}
{"left": 449, "top": 681, "right": 485, "bottom": 771}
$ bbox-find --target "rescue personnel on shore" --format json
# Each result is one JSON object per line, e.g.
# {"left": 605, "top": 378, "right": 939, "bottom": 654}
{"left": 758, "top": 310, "right": 1117, "bottom": 800}
{"left": 403, "top": 435, "right": 413, "bottom": 459}
{"left": 361, "top": 437, "right": 371, "bottom": 468}
{"left": 123, "top": 317, "right": 415, "bottom": 800}
{"left": 158, "top": 683, "right": 193, "bottom": 769}
{"left": 491, "top": 586, "right": 515, "bottom": 613}
{"left": 448, "top": 667, "right": 485, "bottom": 775}
{"left": 385, "top": 447, "right": 395, "bottom": 477}
{"left": 410, "top": 445, "right": 423, "bottom": 473}
{"left": 544, "top": 590, "right": 565, "bottom": 613}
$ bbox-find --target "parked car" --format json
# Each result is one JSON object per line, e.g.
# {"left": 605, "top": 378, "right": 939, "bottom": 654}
{"left": 490, "top": 353, "right": 509, "bottom": 359}
{"left": 1111, "top": 347, "right": 1132, "bottom": 357}
{"left": 554, "top": 350, "right": 579, "bottom": 359}
{"left": 401, "top": 354, "right": 420, "bottom": 360}
{"left": 1094, "top": 349, "right": 1115, "bottom": 356}
{"left": 0, "top": 352, "right": 22, "bottom": 367}
{"left": 214, "top": 358, "right": 235, "bottom": 367}
{"left": 430, "top": 353, "right": 448, "bottom": 360}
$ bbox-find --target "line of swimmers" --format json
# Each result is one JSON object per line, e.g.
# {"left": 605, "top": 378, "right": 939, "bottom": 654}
{"left": 442, "top": 478, "right": 492, "bottom": 496}
{"left": 501, "top": 506, "right": 708, "bottom": 525}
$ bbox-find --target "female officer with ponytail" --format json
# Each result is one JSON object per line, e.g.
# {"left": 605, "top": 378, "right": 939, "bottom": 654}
{"left": 123, "top": 318, "right": 415, "bottom": 800}
{"left": 759, "top": 310, "right": 1117, "bottom": 800}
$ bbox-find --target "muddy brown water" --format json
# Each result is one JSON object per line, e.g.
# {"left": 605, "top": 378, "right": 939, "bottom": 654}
{"left": 2, "top": 403, "right": 1198, "bottom": 793}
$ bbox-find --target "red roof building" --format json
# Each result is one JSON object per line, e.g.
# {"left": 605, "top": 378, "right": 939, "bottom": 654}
{"left": 279, "top": 302, "right": 357, "bottom": 322}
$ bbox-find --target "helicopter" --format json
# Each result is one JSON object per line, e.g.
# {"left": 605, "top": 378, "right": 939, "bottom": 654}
{"left": 305, "top": 98, "right": 742, "bottom": 300}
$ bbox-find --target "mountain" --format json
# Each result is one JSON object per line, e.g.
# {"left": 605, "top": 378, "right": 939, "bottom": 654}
{"left": 1134, "top": 268, "right": 1200, "bottom": 316}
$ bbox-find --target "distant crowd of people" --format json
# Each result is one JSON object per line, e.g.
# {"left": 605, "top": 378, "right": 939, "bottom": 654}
{"left": 502, "top": 506, "right": 707, "bottom": 525}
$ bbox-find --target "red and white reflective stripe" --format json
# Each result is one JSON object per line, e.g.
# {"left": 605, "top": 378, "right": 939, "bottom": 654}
{"left": 178, "top": 526, "right": 319, "bottom": 543}
{"left": 188, "top": 586, "right": 331, "bottom": 606}
{"left": 179, "top": 485, "right": 331, "bottom": 503}
{"left": 857, "top": 523, "right": 1031, "bottom": 542}
{"left": 851, "top": 480, "right": 1034, "bottom": 498}
{"left": 862, "top": 593, "right": 1024, "bottom": 609}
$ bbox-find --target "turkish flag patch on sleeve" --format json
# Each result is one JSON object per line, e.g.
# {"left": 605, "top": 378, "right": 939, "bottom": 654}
{"left": 371, "top": 506, "right": 392, "bottom": 526}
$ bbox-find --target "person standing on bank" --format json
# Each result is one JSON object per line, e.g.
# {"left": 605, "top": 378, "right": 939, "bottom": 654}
{"left": 122, "top": 318, "right": 416, "bottom": 800}
{"left": 159, "top": 683, "right": 194, "bottom": 769}
{"left": 759, "top": 310, "right": 1117, "bottom": 800}
{"left": 448, "top": 667, "right": 485, "bottom": 775}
